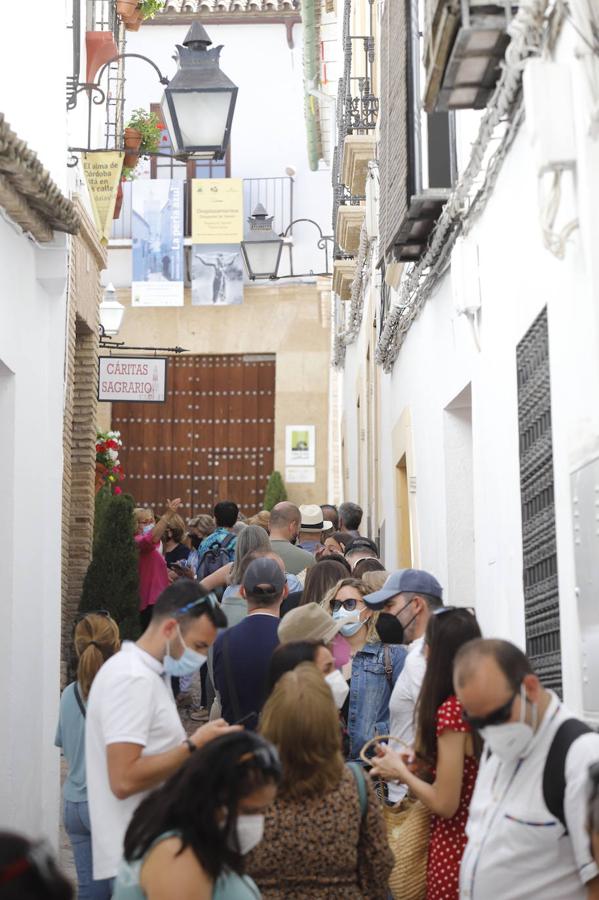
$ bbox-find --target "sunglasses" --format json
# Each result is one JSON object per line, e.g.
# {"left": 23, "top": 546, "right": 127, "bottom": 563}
{"left": 237, "top": 745, "right": 282, "bottom": 776}
{"left": 175, "top": 592, "right": 218, "bottom": 617}
{"left": 332, "top": 597, "right": 359, "bottom": 613}
{"left": 462, "top": 689, "right": 518, "bottom": 731}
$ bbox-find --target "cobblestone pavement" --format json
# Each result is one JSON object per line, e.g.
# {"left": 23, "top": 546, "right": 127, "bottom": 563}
{"left": 58, "top": 672, "right": 207, "bottom": 889}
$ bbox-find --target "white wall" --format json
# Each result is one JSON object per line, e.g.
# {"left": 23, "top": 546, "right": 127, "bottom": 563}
{"left": 121, "top": 22, "right": 332, "bottom": 275}
{"left": 0, "top": 0, "right": 70, "bottom": 845}
{"left": 341, "top": 13, "right": 599, "bottom": 713}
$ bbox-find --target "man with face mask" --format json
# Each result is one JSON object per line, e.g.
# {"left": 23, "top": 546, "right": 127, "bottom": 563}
{"left": 85, "top": 581, "right": 239, "bottom": 883}
{"left": 363, "top": 568, "right": 444, "bottom": 800}
{"left": 454, "top": 639, "right": 599, "bottom": 900}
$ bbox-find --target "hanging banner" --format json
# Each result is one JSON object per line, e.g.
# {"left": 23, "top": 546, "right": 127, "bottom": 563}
{"left": 191, "top": 178, "right": 243, "bottom": 244}
{"left": 82, "top": 151, "right": 124, "bottom": 245}
{"left": 98, "top": 357, "right": 167, "bottom": 403}
{"left": 132, "top": 179, "right": 184, "bottom": 307}
{"left": 191, "top": 244, "right": 244, "bottom": 306}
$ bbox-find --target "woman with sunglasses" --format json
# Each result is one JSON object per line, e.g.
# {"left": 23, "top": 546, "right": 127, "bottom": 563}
{"left": 370, "top": 607, "right": 482, "bottom": 900}
{"left": 55, "top": 612, "right": 120, "bottom": 899}
{"left": 112, "top": 732, "right": 280, "bottom": 899}
{"left": 321, "top": 578, "right": 407, "bottom": 761}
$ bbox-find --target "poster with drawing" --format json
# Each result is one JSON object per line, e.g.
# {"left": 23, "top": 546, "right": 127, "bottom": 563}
{"left": 191, "top": 244, "right": 244, "bottom": 306}
{"left": 285, "top": 425, "right": 316, "bottom": 467}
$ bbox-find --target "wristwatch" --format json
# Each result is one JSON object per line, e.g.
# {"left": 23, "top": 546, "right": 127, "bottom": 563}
{"left": 184, "top": 738, "right": 196, "bottom": 753}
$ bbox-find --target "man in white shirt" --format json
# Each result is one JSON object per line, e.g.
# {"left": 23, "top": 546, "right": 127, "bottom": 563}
{"left": 455, "top": 638, "right": 599, "bottom": 900}
{"left": 364, "top": 568, "right": 444, "bottom": 801}
{"left": 86, "top": 581, "right": 239, "bottom": 881}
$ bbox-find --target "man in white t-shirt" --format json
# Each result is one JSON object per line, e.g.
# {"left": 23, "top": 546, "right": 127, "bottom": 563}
{"left": 455, "top": 639, "right": 599, "bottom": 900}
{"left": 86, "top": 581, "right": 239, "bottom": 881}
{"left": 363, "top": 568, "right": 444, "bottom": 801}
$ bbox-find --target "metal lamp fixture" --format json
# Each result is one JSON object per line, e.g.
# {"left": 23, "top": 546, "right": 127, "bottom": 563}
{"left": 99, "top": 283, "right": 125, "bottom": 336}
{"left": 161, "top": 23, "right": 238, "bottom": 160}
{"left": 240, "top": 204, "right": 284, "bottom": 280}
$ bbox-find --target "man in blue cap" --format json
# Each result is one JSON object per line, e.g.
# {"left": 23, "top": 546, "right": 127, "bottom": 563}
{"left": 364, "top": 569, "right": 443, "bottom": 801}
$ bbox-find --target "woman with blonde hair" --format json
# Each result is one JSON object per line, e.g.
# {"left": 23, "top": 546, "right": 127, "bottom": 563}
{"left": 247, "top": 663, "right": 393, "bottom": 898}
{"left": 55, "top": 612, "right": 120, "bottom": 899}
{"left": 321, "top": 578, "right": 407, "bottom": 761}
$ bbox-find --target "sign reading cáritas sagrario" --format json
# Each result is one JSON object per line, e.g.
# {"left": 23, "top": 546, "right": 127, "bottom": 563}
{"left": 98, "top": 357, "right": 167, "bottom": 403}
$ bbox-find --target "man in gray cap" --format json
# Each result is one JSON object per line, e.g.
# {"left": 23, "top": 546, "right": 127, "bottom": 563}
{"left": 364, "top": 569, "right": 443, "bottom": 800}
{"left": 213, "top": 557, "right": 288, "bottom": 729}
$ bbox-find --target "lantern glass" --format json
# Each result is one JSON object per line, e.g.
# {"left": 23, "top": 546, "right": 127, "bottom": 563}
{"left": 100, "top": 285, "right": 125, "bottom": 336}
{"left": 241, "top": 240, "right": 283, "bottom": 280}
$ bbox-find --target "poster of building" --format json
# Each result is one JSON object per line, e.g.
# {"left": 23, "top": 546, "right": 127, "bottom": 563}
{"left": 191, "top": 244, "right": 244, "bottom": 306}
{"left": 285, "top": 425, "right": 316, "bottom": 467}
{"left": 132, "top": 179, "right": 184, "bottom": 307}
{"left": 191, "top": 178, "right": 243, "bottom": 244}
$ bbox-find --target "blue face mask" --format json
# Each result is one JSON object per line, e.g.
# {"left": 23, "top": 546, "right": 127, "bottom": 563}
{"left": 164, "top": 626, "right": 207, "bottom": 677}
{"left": 142, "top": 524, "right": 153, "bottom": 534}
{"left": 332, "top": 607, "right": 366, "bottom": 638}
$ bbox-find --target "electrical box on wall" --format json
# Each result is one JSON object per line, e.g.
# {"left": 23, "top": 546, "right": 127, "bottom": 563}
{"left": 451, "top": 236, "right": 482, "bottom": 316}
{"left": 523, "top": 60, "right": 576, "bottom": 175}
{"left": 571, "top": 455, "right": 599, "bottom": 724}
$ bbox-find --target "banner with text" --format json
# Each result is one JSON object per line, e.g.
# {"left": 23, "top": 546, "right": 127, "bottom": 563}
{"left": 132, "top": 179, "right": 184, "bottom": 307}
{"left": 82, "top": 151, "right": 124, "bottom": 245}
{"left": 191, "top": 178, "right": 243, "bottom": 244}
{"left": 98, "top": 357, "right": 167, "bottom": 403}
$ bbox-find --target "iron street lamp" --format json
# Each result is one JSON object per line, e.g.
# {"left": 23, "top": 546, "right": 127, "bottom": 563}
{"left": 160, "top": 22, "right": 238, "bottom": 160}
{"left": 99, "top": 283, "right": 125, "bottom": 336}
{"left": 240, "top": 207, "right": 333, "bottom": 281}
{"left": 240, "top": 204, "right": 284, "bottom": 280}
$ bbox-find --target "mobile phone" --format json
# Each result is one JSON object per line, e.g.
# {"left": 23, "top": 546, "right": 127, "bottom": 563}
{"left": 234, "top": 711, "right": 258, "bottom": 727}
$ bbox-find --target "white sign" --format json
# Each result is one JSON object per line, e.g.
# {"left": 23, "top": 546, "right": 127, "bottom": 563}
{"left": 285, "top": 425, "right": 316, "bottom": 467}
{"left": 286, "top": 466, "right": 315, "bottom": 483}
{"left": 98, "top": 357, "right": 167, "bottom": 403}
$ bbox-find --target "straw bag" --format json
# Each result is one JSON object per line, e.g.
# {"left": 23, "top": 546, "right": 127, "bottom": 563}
{"left": 360, "top": 736, "right": 431, "bottom": 900}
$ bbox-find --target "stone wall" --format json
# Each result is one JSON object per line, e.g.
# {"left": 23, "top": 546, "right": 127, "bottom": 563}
{"left": 61, "top": 199, "right": 105, "bottom": 683}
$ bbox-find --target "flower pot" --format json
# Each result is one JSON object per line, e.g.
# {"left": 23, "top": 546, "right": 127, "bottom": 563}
{"left": 123, "top": 127, "right": 142, "bottom": 167}
{"left": 126, "top": 7, "right": 143, "bottom": 30}
{"left": 113, "top": 181, "right": 124, "bottom": 220}
{"left": 117, "top": 0, "right": 138, "bottom": 20}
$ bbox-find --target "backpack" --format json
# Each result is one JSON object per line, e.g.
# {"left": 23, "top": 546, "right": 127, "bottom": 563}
{"left": 542, "top": 718, "right": 593, "bottom": 831}
{"left": 196, "top": 533, "right": 236, "bottom": 581}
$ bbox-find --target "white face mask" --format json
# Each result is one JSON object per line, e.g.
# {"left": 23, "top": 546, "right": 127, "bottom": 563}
{"left": 479, "top": 684, "right": 538, "bottom": 763}
{"left": 234, "top": 813, "right": 265, "bottom": 855}
{"left": 325, "top": 670, "right": 350, "bottom": 709}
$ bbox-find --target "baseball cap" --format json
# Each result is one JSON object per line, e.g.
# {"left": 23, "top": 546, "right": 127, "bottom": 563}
{"left": 363, "top": 568, "right": 443, "bottom": 610}
{"left": 277, "top": 602, "right": 344, "bottom": 644}
{"left": 243, "top": 558, "right": 285, "bottom": 598}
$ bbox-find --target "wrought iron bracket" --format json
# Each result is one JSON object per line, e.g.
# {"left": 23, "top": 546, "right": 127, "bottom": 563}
{"left": 282, "top": 217, "right": 334, "bottom": 275}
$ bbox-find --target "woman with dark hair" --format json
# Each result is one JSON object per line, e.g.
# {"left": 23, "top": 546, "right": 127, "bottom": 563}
{"left": 370, "top": 607, "right": 482, "bottom": 900}
{"left": 321, "top": 531, "right": 353, "bottom": 557}
{"left": 112, "top": 732, "right": 280, "bottom": 899}
{"left": 0, "top": 833, "right": 73, "bottom": 900}
{"left": 352, "top": 557, "right": 385, "bottom": 580}
{"left": 300, "top": 559, "right": 349, "bottom": 607}
{"left": 267, "top": 641, "right": 335, "bottom": 694}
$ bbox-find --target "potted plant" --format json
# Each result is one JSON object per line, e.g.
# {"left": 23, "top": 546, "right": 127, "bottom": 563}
{"left": 140, "top": 0, "right": 166, "bottom": 19}
{"left": 116, "top": 0, "right": 138, "bottom": 20}
{"left": 125, "top": 108, "right": 163, "bottom": 161}
{"left": 126, "top": 6, "right": 143, "bottom": 30}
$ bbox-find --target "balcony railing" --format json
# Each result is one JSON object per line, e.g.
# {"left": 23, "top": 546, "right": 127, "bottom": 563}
{"left": 111, "top": 176, "right": 294, "bottom": 243}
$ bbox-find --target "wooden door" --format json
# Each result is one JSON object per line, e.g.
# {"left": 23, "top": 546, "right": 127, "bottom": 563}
{"left": 111, "top": 354, "right": 275, "bottom": 518}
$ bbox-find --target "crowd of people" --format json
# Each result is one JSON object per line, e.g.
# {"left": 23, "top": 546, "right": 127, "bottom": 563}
{"left": 4, "top": 500, "right": 599, "bottom": 899}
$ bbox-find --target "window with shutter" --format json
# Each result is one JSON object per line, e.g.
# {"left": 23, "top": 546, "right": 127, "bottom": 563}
{"left": 379, "top": 0, "right": 455, "bottom": 263}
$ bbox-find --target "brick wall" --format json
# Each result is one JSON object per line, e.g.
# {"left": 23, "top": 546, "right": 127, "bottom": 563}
{"left": 61, "top": 200, "right": 106, "bottom": 683}
{"left": 378, "top": 0, "right": 409, "bottom": 259}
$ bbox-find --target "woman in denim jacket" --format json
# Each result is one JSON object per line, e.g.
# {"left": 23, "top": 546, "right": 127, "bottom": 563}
{"left": 322, "top": 578, "right": 407, "bottom": 761}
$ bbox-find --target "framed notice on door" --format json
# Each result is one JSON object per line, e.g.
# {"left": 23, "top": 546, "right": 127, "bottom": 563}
{"left": 98, "top": 357, "right": 167, "bottom": 403}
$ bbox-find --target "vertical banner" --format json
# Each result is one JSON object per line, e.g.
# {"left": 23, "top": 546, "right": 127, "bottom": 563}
{"left": 191, "top": 178, "right": 244, "bottom": 306}
{"left": 132, "top": 179, "right": 184, "bottom": 307}
{"left": 82, "top": 151, "right": 124, "bottom": 245}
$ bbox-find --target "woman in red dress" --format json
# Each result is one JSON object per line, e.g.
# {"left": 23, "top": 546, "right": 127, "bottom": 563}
{"left": 370, "top": 607, "right": 482, "bottom": 899}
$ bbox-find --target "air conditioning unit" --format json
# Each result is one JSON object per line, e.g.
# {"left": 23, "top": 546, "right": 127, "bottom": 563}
{"left": 424, "top": 0, "right": 518, "bottom": 113}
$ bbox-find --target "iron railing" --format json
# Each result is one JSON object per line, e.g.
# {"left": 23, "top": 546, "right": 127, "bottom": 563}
{"left": 111, "top": 176, "right": 294, "bottom": 245}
